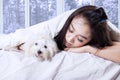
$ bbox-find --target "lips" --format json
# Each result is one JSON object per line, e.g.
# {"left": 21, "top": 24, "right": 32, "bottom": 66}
{"left": 65, "top": 41, "right": 71, "bottom": 48}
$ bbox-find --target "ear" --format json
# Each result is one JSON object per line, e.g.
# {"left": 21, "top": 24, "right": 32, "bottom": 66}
{"left": 48, "top": 46, "right": 59, "bottom": 57}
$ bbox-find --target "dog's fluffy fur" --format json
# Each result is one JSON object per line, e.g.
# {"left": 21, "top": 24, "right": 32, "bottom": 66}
{"left": 20, "top": 35, "right": 59, "bottom": 61}
{"left": 1, "top": 29, "right": 59, "bottom": 61}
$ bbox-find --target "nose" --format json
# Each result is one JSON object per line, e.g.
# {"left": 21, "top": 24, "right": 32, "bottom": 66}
{"left": 37, "top": 50, "right": 42, "bottom": 54}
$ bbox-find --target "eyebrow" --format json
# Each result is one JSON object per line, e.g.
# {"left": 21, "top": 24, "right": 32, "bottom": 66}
{"left": 71, "top": 23, "right": 88, "bottom": 40}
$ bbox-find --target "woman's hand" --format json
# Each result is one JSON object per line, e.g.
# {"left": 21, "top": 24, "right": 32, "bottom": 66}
{"left": 65, "top": 42, "right": 120, "bottom": 63}
{"left": 64, "top": 47, "right": 86, "bottom": 53}
{"left": 64, "top": 45, "right": 99, "bottom": 54}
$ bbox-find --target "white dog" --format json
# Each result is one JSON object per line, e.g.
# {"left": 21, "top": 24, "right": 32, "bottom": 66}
{"left": 0, "top": 28, "right": 59, "bottom": 61}
{"left": 20, "top": 36, "right": 59, "bottom": 61}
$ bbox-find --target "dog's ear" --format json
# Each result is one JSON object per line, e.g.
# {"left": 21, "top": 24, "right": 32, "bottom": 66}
{"left": 48, "top": 47, "right": 54, "bottom": 57}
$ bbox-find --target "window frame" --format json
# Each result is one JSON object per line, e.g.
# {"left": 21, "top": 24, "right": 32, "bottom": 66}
{"left": 0, "top": 0, "right": 3, "bottom": 33}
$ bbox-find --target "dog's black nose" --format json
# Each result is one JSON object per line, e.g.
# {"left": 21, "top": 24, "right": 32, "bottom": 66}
{"left": 37, "top": 50, "right": 42, "bottom": 54}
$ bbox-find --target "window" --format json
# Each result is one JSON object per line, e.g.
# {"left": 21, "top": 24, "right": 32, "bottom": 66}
{"left": 0, "top": 0, "right": 119, "bottom": 34}
{"left": 30, "top": 0, "right": 56, "bottom": 25}
{"left": 3, "top": 0, "right": 25, "bottom": 33}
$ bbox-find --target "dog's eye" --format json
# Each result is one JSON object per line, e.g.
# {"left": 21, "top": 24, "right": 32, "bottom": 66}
{"left": 35, "top": 43, "right": 38, "bottom": 45}
{"left": 44, "top": 45, "right": 47, "bottom": 48}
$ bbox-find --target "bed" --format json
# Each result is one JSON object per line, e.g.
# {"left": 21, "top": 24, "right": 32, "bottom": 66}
{"left": 0, "top": 9, "right": 120, "bottom": 80}
{"left": 0, "top": 50, "right": 120, "bottom": 80}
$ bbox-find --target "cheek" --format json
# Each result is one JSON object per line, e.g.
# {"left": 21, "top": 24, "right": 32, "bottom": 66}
{"left": 73, "top": 41, "right": 84, "bottom": 47}
{"left": 73, "top": 40, "right": 89, "bottom": 47}
{"left": 65, "top": 31, "right": 69, "bottom": 39}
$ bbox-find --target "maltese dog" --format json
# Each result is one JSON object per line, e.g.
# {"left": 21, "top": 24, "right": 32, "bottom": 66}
{"left": 20, "top": 36, "right": 59, "bottom": 61}
{"left": 0, "top": 28, "right": 59, "bottom": 61}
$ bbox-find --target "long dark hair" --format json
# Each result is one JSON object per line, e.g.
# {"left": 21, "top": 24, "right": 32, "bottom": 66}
{"left": 54, "top": 5, "right": 113, "bottom": 50}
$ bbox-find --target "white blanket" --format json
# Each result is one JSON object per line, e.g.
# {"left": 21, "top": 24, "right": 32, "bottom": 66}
{"left": 0, "top": 50, "right": 120, "bottom": 80}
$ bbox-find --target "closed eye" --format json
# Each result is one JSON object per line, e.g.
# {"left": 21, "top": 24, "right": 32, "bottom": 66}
{"left": 77, "top": 38, "right": 83, "bottom": 42}
{"left": 69, "top": 28, "right": 74, "bottom": 33}
{"left": 35, "top": 43, "right": 38, "bottom": 45}
{"left": 44, "top": 45, "right": 47, "bottom": 48}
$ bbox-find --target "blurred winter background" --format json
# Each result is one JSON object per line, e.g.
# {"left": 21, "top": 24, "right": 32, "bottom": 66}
{"left": 1, "top": 0, "right": 119, "bottom": 33}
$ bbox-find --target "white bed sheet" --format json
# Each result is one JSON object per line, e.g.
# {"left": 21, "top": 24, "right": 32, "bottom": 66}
{"left": 0, "top": 50, "right": 120, "bottom": 80}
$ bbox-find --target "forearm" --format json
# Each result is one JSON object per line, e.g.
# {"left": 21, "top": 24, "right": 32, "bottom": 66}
{"left": 88, "top": 42, "right": 120, "bottom": 63}
{"left": 65, "top": 42, "right": 120, "bottom": 63}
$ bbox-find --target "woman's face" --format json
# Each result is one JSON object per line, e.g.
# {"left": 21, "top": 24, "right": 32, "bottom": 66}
{"left": 65, "top": 16, "right": 92, "bottom": 48}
